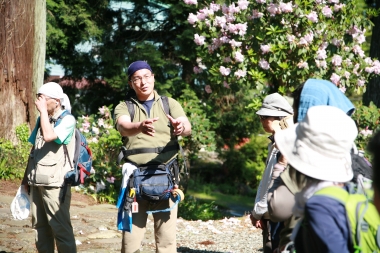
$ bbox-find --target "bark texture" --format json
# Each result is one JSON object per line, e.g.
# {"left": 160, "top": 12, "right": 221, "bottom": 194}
{"left": 0, "top": 0, "right": 45, "bottom": 143}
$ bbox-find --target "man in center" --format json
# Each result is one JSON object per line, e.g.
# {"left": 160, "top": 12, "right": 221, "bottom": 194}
{"left": 114, "top": 60, "right": 191, "bottom": 253}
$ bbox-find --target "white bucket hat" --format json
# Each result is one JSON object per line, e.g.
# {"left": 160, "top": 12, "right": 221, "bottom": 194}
{"left": 38, "top": 82, "right": 71, "bottom": 113}
{"left": 256, "top": 93, "right": 293, "bottom": 117}
{"left": 274, "top": 105, "right": 357, "bottom": 182}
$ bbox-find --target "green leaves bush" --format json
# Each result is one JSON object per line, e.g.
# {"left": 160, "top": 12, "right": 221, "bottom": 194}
{"left": 0, "top": 124, "right": 32, "bottom": 180}
{"left": 352, "top": 102, "right": 380, "bottom": 152}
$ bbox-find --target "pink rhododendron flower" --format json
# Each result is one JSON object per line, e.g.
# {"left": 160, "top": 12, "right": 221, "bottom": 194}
{"left": 364, "top": 57, "right": 373, "bottom": 65}
{"left": 330, "top": 73, "right": 341, "bottom": 85}
{"left": 99, "top": 106, "right": 106, "bottom": 115}
{"left": 297, "top": 61, "right": 309, "bottom": 69}
{"left": 106, "top": 177, "right": 115, "bottom": 184}
{"left": 348, "top": 26, "right": 360, "bottom": 35}
{"left": 223, "top": 81, "right": 230, "bottom": 88}
{"left": 352, "top": 45, "right": 365, "bottom": 58}
{"left": 194, "top": 34, "right": 206, "bottom": 45}
{"left": 331, "top": 38, "right": 341, "bottom": 46}
{"left": 353, "top": 33, "right": 366, "bottom": 44}
{"left": 315, "top": 60, "right": 327, "bottom": 69}
{"left": 331, "top": 55, "right": 342, "bottom": 66}
{"left": 316, "top": 49, "right": 327, "bottom": 60}
{"left": 344, "top": 59, "right": 352, "bottom": 66}
{"left": 252, "top": 9, "right": 264, "bottom": 19}
{"left": 339, "top": 86, "right": 346, "bottom": 93}
{"left": 360, "top": 127, "right": 373, "bottom": 137}
{"left": 353, "top": 63, "right": 360, "bottom": 75}
{"left": 220, "top": 66, "right": 231, "bottom": 76}
{"left": 256, "top": 0, "right": 266, "bottom": 4}
{"left": 188, "top": 13, "right": 198, "bottom": 24}
{"left": 334, "top": 3, "right": 345, "bottom": 11}
{"left": 322, "top": 6, "right": 333, "bottom": 17}
{"left": 235, "top": 23, "right": 247, "bottom": 36}
{"left": 287, "top": 34, "right": 295, "bottom": 43}
{"left": 205, "top": 85, "right": 212, "bottom": 93}
{"left": 267, "top": 3, "right": 279, "bottom": 16}
{"left": 183, "top": 0, "right": 197, "bottom": 4}
{"left": 97, "top": 118, "right": 105, "bottom": 127}
{"left": 92, "top": 126, "right": 99, "bottom": 135}
{"left": 215, "top": 16, "right": 227, "bottom": 28}
{"left": 344, "top": 71, "right": 350, "bottom": 79}
{"left": 193, "top": 66, "right": 203, "bottom": 74}
{"left": 234, "top": 69, "right": 247, "bottom": 78}
{"left": 357, "top": 79, "right": 365, "bottom": 87}
{"left": 229, "top": 39, "right": 242, "bottom": 47}
{"left": 238, "top": 0, "right": 250, "bottom": 10}
{"left": 91, "top": 137, "right": 98, "bottom": 143}
{"left": 260, "top": 44, "right": 270, "bottom": 54}
{"left": 306, "top": 11, "right": 318, "bottom": 22}
{"left": 279, "top": 2, "right": 293, "bottom": 13}
{"left": 228, "top": 3, "right": 240, "bottom": 14}
{"left": 259, "top": 59, "right": 270, "bottom": 70}
{"left": 210, "top": 3, "right": 220, "bottom": 11}
{"left": 234, "top": 51, "right": 244, "bottom": 62}
{"left": 372, "top": 60, "right": 380, "bottom": 74}
{"left": 304, "top": 32, "right": 314, "bottom": 43}
{"left": 196, "top": 12, "right": 206, "bottom": 21}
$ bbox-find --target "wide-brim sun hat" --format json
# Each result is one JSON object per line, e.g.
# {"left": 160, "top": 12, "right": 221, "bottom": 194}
{"left": 256, "top": 93, "right": 293, "bottom": 117}
{"left": 274, "top": 105, "right": 357, "bottom": 182}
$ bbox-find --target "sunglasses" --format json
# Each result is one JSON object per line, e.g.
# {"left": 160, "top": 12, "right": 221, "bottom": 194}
{"left": 259, "top": 115, "right": 272, "bottom": 120}
{"left": 36, "top": 94, "right": 54, "bottom": 101}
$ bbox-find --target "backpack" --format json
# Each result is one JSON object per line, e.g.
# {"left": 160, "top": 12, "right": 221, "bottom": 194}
{"left": 54, "top": 111, "right": 93, "bottom": 187}
{"left": 314, "top": 186, "right": 380, "bottom": 253}
{"left": 116, "top": 92, "right": 187, "bottom": 202}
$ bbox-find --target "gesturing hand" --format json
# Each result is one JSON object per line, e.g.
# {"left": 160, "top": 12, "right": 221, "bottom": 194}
{"left": 167, "top": 115, "right": 185, "bottom": 136}
{"left": 140, "top": 117, "right": 159, "bottom": 136}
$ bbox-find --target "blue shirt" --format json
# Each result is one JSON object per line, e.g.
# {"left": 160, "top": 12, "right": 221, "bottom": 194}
{"left": 295, "top": 194, "right": 351, "bottom": 253}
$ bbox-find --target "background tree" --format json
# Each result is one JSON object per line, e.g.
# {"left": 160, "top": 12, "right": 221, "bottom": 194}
{"left": 0, "top": 0, "right": 46, "bottom": 143}
{"left": 363, "top": 0, "right": 380, "bottom": 107}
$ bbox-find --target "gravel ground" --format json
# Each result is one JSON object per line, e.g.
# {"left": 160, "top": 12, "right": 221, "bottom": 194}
{"left": 0, "top": 180, "right": 263, "bottom": 253}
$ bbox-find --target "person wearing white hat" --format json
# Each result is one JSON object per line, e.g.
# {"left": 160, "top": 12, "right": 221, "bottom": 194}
{"left": 22, "top": 82, "right": 77, "bottom": 252}
{"left": 274, "top": 105, "right": 358, "bottom": 252}
{"left": 250, "top": 93, "right": 293, "bottom": 253}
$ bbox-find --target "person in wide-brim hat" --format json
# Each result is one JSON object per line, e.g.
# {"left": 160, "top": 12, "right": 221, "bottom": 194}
{"left": 251, "top": 92, "right": 293, "bottom": 253}
{"left": 274, "top": 105, "right": 358, "bottom": 253}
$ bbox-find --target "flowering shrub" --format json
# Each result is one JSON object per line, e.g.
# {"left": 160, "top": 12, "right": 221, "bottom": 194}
{"left": 76, "top": 105, "right": 123, "bottom": 203}
{"left": 351, "top": 102, "right": 380, "bottom": 152}
{"left": 185, "top": 0, "right": 379, "bottom": 95}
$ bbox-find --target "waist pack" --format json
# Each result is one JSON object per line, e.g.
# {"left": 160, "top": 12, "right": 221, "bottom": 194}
{"left": 129, "top": 158, "right": 179, "bottom": 202}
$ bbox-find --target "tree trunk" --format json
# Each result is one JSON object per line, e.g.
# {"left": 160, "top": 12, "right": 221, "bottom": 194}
{"left": 363, "top": 4, "right": 380, "bottom": 107}
{"left": 0, "top": 0, "right": 45, "bottom": 143}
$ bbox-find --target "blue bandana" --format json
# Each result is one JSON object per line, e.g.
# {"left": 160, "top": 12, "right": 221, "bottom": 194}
{"left": 127, "top": 61, "right": 153, "bottom": 79}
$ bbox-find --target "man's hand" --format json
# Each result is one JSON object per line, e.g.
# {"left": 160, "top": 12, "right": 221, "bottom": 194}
{"left": 250, "top": 214, "right": 263, "bottom": 229}
{"left": 167, "top": 115, "right": 185, "bottom": 136}
{"left": 139, "top": 117, "right": 159, "bottom": 136}
{"left": 35, "top": 95, "right": 48, "bottom": 113}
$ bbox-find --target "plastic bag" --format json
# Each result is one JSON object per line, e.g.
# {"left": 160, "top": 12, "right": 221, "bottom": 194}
{"left": 10, "top": 185, "right": 31, "bottom": 220}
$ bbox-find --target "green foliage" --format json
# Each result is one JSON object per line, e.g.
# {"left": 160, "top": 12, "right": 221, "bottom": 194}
{"left": 352, "top": 102, "right": 380, "bottom": 151}
{"left": 75, "top": 105, "right": 122, "bottom": 203}
{"left": 178, "top": 196, "right": 224, "bottom": 221}
{"left": 0, "top": 124, "right": 32, "bottom": 180}
{"left": 217, "top": 134, "right": 269, "bottom": 188}
{"left": 189, "top": 0, "right": 380, "bottom": 96}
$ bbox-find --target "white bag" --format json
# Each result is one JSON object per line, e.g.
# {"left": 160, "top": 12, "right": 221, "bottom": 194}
{"left": 10, "top": 185, "right": 31, "bottom": 220}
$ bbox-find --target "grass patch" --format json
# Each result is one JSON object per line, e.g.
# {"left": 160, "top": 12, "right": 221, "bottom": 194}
{"left": 187, "top": 188, "right": 254, "bottom": 216}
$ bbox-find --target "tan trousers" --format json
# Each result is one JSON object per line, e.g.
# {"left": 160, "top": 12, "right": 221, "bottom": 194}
{"left": 31, "top": 186, "right": 76, "bottom": 253}
{"left": 121, "top": 198, "right": 177, "bottom": 253}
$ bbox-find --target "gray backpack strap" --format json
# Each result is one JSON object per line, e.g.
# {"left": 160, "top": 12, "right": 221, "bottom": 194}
{"left": 125, "top": 100, "right": 135, "bottom": 121}
{"left": 161, "top": 96, "right": 170, "bottom": 115}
